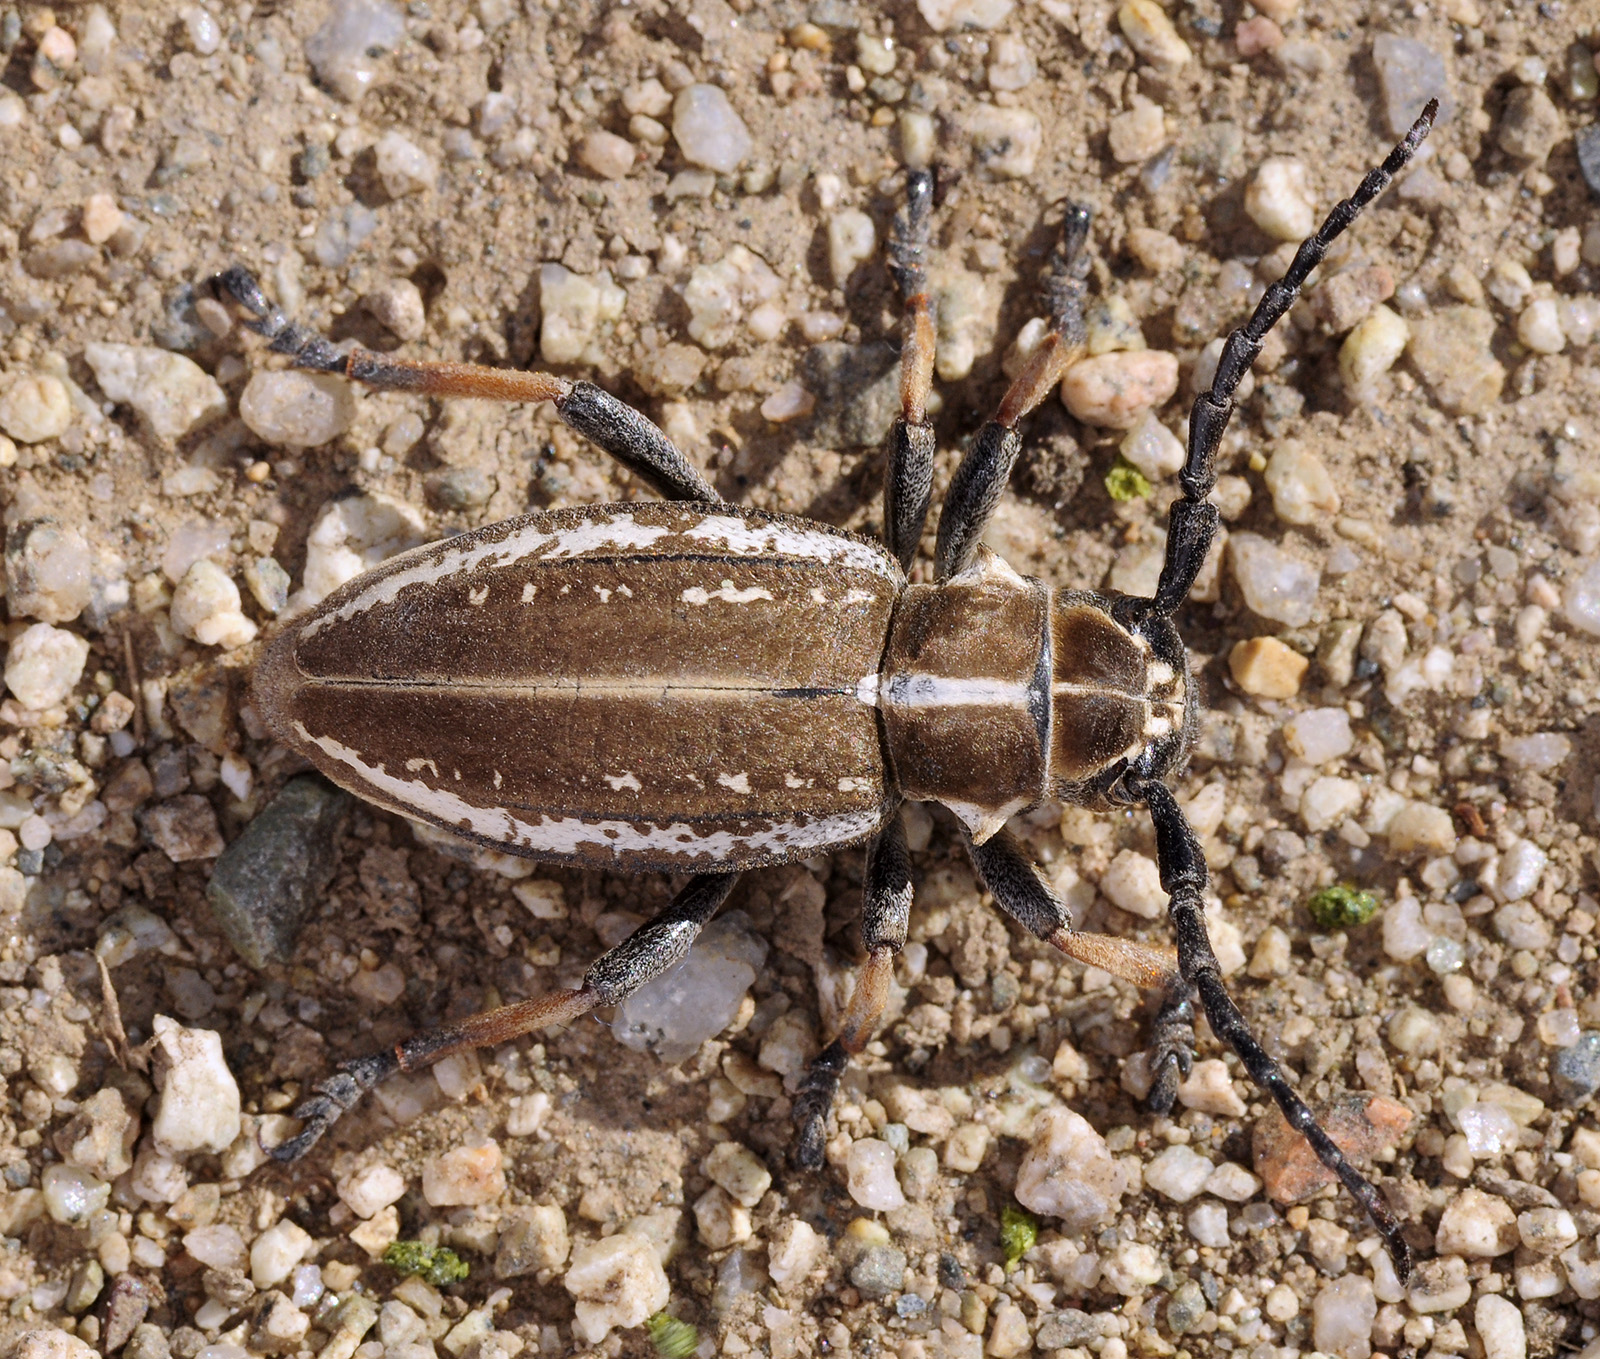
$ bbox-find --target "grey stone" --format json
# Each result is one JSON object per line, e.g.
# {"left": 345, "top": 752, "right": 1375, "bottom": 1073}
{"left": 113, "top": 1314, "right": 161, "bottom": 1359}
{"left": 205, "top": 775, "right": 350, "bottom": 968}
{"left": 1371, "top": 34, "right": 1454, "bottom": 139}
{"left": 1576, "top": 123, "right": 1600, "bottom": 200}
{"left": 64, "top": 1259, "right": 103, "bottom": 1314}
{"left": 1550, "top": 1031, "right": 1600, "bottom": 1106}
{"left": 1036, "top": 1311, "right": 1099, "bottom": 1348}
{"left": 1166, "top": 1280, "right": 1206, "bottom": 1335}
{"left": 426, "top": 465, "right": 498, "bottom": 511}
{"left": 1497, "top": 86, "right": 1564, "bottom": 164}
{"left": 141, "top": 795, "right": 225, "bottom": 862}
{"left": 849, "top": 1244, "right": 906, "bottom": 1299}
{"left": 799, "top": 342, "right": 900, "bottom": 448}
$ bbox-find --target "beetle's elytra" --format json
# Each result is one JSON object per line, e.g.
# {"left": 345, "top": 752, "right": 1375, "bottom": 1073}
{"left": 220, "top": 99, "right": 1439, "bottom": 1282}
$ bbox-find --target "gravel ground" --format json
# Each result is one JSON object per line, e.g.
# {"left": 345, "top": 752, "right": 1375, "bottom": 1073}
{"left": 1, "top": 1, "right": 1600, "bottom": 1358}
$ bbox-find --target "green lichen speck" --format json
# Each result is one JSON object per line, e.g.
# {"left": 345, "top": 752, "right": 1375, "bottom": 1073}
{"left": 1104, "top": 460, "right": 1151, "bottom": 502}
{"left": 646, "top": 1313, "right": 699, "bottom": 1359}
{"left": 1000, "top": 1202, "right": 1038, "bottom": 1266}
{"left": 1306, "top": 884, "right": 1379, "bottom": 930}
{"left": 382, "top": 1241, "right": 470, "bottom": 1287}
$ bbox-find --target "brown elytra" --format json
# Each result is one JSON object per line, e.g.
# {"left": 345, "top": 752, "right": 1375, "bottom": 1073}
{"left": 255, "top": 500, "right": 1189, "bottom": 871}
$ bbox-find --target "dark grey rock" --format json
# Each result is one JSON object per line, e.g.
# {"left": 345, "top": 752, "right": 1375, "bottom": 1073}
{"left": 849, "top": 1244, "right": 906, "bottom": 1299}
{"left": 1551, "top": 1030, "right": 1600, "bottom": 1106}
{"left": 1578, "top": 124, "right": 1600, "bottom": 201}
{"left": 205, "top": 775, "right": 350, "bottom": 968}
{"left": 1166, "top": 1280, "right": 1207, "bottom": 1335}
{"left": 1037, "top": 1310, "right": 1099, "bottom": 1348}
{"left": 799, "top": 342, "right": 899, "bottom": 449}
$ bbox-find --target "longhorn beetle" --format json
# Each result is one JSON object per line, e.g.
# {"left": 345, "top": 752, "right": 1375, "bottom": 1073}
{"left": 215, "top": 101, "right": 1437, "bottom": 1282}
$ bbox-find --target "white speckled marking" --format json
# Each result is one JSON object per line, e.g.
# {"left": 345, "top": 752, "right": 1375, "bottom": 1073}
{"left": 468, "top": 585, "right": 490, "bottom": 606}
{"left": 603, "top": 771, "right": 642, "bottom": 792}
{"left": 682, "top": 581, "right": 776, "bottom": 606}
{"left": 717, "top": 772, "right": 751, "bottom": 793}
{"left": 545, "top": 515, "right": 674, "bottom": 558}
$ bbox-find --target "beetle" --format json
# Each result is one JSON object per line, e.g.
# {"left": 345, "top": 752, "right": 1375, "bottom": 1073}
{"left": 216, "top": 101, "right": 1437, "bottom": 1281}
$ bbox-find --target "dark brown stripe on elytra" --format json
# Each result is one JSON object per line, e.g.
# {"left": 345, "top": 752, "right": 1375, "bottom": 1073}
{"left": 1053, "top": 594, "right": 1148, "bottom": 693}
{"left": 1050, "top": 693, "right": 1146, "bottom": 783}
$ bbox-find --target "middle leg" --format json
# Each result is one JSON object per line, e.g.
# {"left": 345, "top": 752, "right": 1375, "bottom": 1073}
{"left": 933, "top": 204, "right": 1092, "bottom": 581}
{"left": 966, "top": 827, "right": 1197, "bottom": 1111}
{"left": 793, "top": 814, "right": 914, "bottom": 1167}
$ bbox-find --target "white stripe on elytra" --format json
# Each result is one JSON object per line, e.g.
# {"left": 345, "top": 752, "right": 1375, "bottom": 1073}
{"left": 302, "top": 511, "right": 891, "bottom": 639}
{"left": 683, "top": 515, "right": 892, "bottom": 576}
{"left": 883, "top": 674, "right": 1032, "bottom": 708}
{"left": 298, "top": 725, "right": 882, "bottom": 859}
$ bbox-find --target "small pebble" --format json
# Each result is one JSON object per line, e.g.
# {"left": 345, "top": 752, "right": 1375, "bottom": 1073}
{"left": 250, "top": 1220, "right": 313, "bottom": 1289}
{"left": 1245, "top": 158, "right": 1315, "bottom": 241}
{"left": 986, "top": 33, "right": 1035, "bottom": 90}
{"left": 6, "top": 520, "right": 92, "bottom": 624}
{"left": 1099, "top": 849, "right": 1165, "bottom": 918}
{"left": 1228, "top": 533, "right": 1319, "bottom": 626}
{"left": 1264, "top": 440, "right": 1339, "bottom": 525}
{"left": 304, "top": 0, "right": 404, "bottom": 101}
{"left": 1284, "top": 707, "right": 1353, "bottom": 763}
{"left": 968, "top": 105, "right": 1042, "bottom": 178}
{"left": 540, "top": 263, "right": 626, "bottom": 364}
{"left": 374, "top": 131, "right": 437, "bottom": 197}
{"left": 681, "top": 246, "right": 782, "bottom": 350}
{"left": 1456, "top": 1102, "right": 1518, "bottom": 1156}
{"left": 1235, "top": 16, "right": 1284, "bottom": 56}
{"left": 171, "top": 560, "right": 257, "bottom": 650}
{"left": 81, "top": 192, "right": 123, "bottom": 244}
{"left": 1383, "top": 801, "right": 1457, "bottom": 855}
{"left": 1371, "top": 33, "right": 1452, "bottom": 138}
{"left": 1013, "top": 1107, "right": 1128, "bottom": 1231}
{"left": 563, "top": 1232, "right": 670, "bottom": 1345}
{"left": 1144, "top": 1145, "right": 1214, "bottom": 1202}
{"left": 845, "top": 1139, "right": 906, "bottom": 1211}
{"left": 240, "top": 370, "right": 358, "bottom": 447}
{"left": 672, "top": 84, "right": 752, "bottom": 173}
{"left": 1186, "top": 1201, "right": 1230, "bottom": 1247}
{"left": 1550, "top": 1032, "right": 1600, "bottom": 1105}
{"left": 1228, "top": 636, "right": 1307, "bottom": 698}
{"left": 1107, "top": 98, "right": 1166, "bottom": 164}
{"left": 1312, "top": 1277, "right": 1375, "bottom": 1357}
{"left": 1101, "top": 1241, "right": 1163, "bottom": 1294}
{"left": 42, "top": 1164, "right": 110, "bottom": 1226}
{"left": 759, "top": 381, "right": 815, "bottom": 423}
{"left": 4, "top": 621, "right": 89, "bottom": 709}
{"left": 421, "top": 1139, "right": 505, "bottom": 1207}
{"left": 1474, "top": 1294, "right": 1526, "bottom": 1359}
{"left": 1339, "top": 304, "right": 1409, "bottom": 392}
{"left": 1435, "top": 1187, "right": 1517, "bottom": 1256}
{"left": 1497, "top": 85, "right": 1563, "bottom": 164}
{"left": 694, "top": 1185, "right": 752, "bottom": 1249}
{"left": 84, "top": 343, "right": 228, "bottom": 441}
{"left": 362, "top": 278, "right": 426, "bottom": 341}
{"left": 0, "top": 372, "right": 72, "bottom": 443}
{"left": 704, "top": 1142, "right": 771, "bottom": 1208}
{"left": 1406, "top": 306, "right": 1505, "bottom": 415}
{"left": 767, "top": 1218, "right": 822, "bottom": 1288}
{"left": 338, "top": 1164, "right": 405, "bottom": 1219}
{"left": 150, "top": 1016, "right": 242, "bottom": 1155}
{"left": 1059, "top": 350, "right": 1178, "bottom": 428}
{"left": 578, "top": 129, "right": 634, "bottom": 180}
{"left": 828, "top": 208, "right": 876, "bottom": 285}
{"left": 1118, "top": 412, "right": 1184, "bottom": 478}
{"left": 1117, "top": 0, "right": 1191, "bottom": 68}
{"left": 1300, "top": 776, "right": 1363, "bottom": 832}
{"left": 495, "top": 1204, "right": 569, "bottom": 1278}
{"left": 850, "top": 1244, "right": 906, "bottom": 1300}
{"left": 915, "top": 0, "right": 1015, "bottom": 32}
{"left": 1516, "top": 297, "right": 1565, "bottom": 354}
{"left": 1495, "top": 838, "right": 1548, "bottom": 901}
{"left": 1564, "top": 560, "right": 1600, "bottom": 636}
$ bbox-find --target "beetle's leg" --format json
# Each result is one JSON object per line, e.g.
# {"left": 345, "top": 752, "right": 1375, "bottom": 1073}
{"left": 794, "top": 814, "right": 913, "bottom": 1168}
{"left": 1140, "top": 779, "right": 1414, "bottom": 1282}
{"left": 963, "top": 827, "right": 1195, "bottom": 1110}
{"left": 882, "top": 169, "right": 938, "bottom": 570}
{"left": 208, "top": 265, "right": 718, "bottom": 503}
{"left": 270, "top": 873, "right": 739, "bottom": 1161}
{"left": 1148, "top": 102, "right": 1438, "bottom": 618}
{"left": 933, "top": 204, "right": 1091, "bottom": 581}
